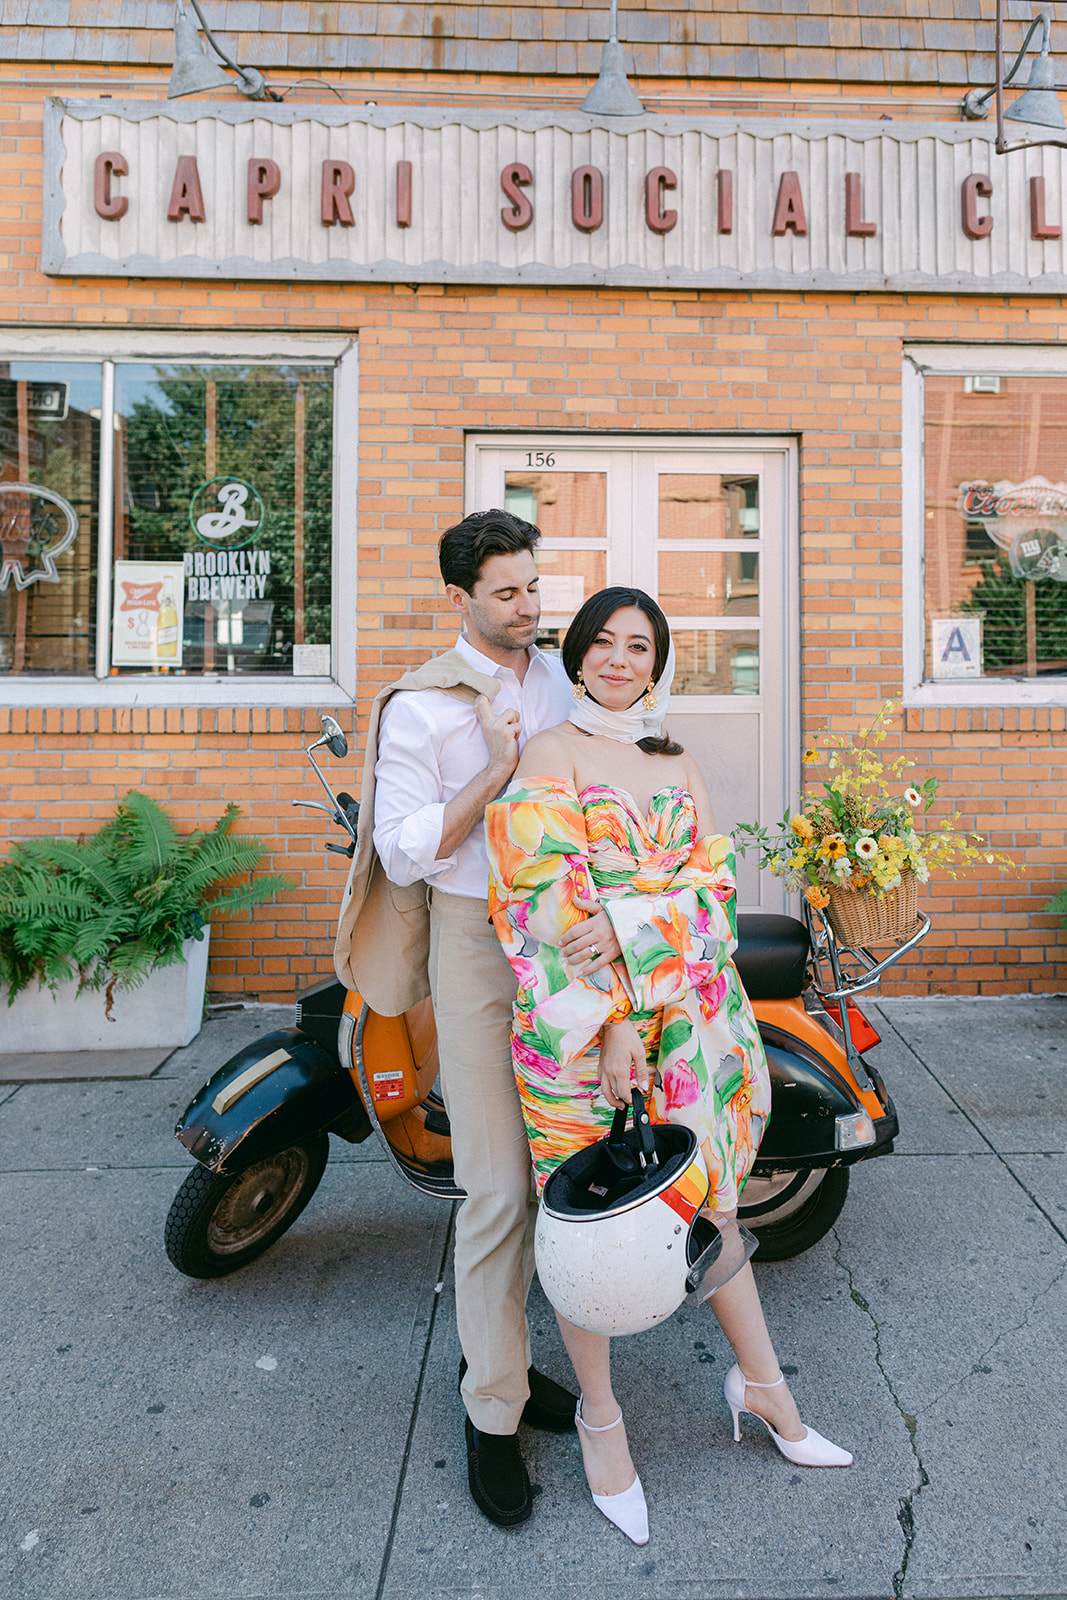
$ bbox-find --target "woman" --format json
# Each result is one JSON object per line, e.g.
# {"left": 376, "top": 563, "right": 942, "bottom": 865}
{"left": 485, "top": 587, "right": 851, "bottom": 1548}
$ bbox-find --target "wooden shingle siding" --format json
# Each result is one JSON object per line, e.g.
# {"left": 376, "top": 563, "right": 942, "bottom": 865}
{"left": 0, "top": 1, "right": 1014, "bottom": 86}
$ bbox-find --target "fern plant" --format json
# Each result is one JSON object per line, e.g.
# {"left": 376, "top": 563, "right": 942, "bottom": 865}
{"left": 1047, "top": 886, "right": 1067, "bottom": 928}
{"left": 0, "top": 792, "right": 294, "bottom": 1012}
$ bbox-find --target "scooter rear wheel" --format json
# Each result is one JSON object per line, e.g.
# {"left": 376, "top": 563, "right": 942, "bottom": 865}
{"left": 741, "top": 1166, "right": 850, "bottom": 1262}
{"left": 164, "top": 1134, "right": 330, "bottom": 1279}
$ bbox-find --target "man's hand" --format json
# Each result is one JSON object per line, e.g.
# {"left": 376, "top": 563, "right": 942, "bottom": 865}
{"left": 434, "top": 695, "right": 521, "bottom": 861}
{"left": 598, "top": 1019, "right": 651, "bottom": 1109}
{"left": 474, "top": 693, "right": 522, "bottom": 783}
{"left": 561, "top": 890, "right": 622, "bottom": 975}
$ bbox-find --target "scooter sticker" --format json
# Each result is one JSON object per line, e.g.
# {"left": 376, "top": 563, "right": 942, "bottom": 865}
{"left": 372, "top": 1070, "right": 407, "bottom": 1102}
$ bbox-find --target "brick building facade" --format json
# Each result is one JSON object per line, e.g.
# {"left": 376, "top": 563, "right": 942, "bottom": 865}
{"left": 1, "top": 2, "right": 1064, "bottom": 998}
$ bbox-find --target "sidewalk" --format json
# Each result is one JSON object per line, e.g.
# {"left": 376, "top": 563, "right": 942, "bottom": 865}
{"left": 0, "top": 997, "right": 1064, "bottom": 1600}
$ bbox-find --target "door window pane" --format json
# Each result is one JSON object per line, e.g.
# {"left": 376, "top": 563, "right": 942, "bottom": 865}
{"left": 658, "top": 474, "right": 758, "bottom": 540}
{"left": 658, "top": 550, "right": 759, "bottom": 617}
{"left": 534, "top": 548, "right": 607, "bottom": 616}
{"left": 114, "top": 363, "right": 333, "bottom": 677}
{"left": 504, "top": 471, "right": 607, "bottom": 541}
{"left": 923, "top": 374, "right": 1067, "bottom": 681}
{"left": 671, "top": 628, "right": 760, "bottom": 695}
{"left": 0, "top": 362, "right": 101, "bottom": 675}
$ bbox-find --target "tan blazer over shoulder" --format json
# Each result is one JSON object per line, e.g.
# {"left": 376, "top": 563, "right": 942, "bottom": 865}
{"left": 332, "top": 648, "right": 501, "bottom": 1015}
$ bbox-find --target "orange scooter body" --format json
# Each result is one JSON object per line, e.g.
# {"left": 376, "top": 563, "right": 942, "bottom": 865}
{"left": 340, "top": 989, "right": 454, "bottom": 1179}
{"left": 750, "top": 996, "right": 887, "bottom": 1127}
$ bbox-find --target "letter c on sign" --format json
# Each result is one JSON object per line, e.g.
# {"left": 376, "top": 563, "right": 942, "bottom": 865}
{"left": 94, "top": 151, "right": 128, "bottom": 220}
{"left": 645, "top": 167, "right": 677, "bottom": 234}
{"left": 961, "top": 174, "right": 993, "bottom": 240}
{"left": 501, "top": 163, "right": 534, "bottom": 231}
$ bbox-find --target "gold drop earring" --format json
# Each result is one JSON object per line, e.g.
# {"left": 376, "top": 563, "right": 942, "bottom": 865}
{"left": 571, "top": 669, "right": 587, "bottom": 702}
{"left": 642, "top": 686, "right": 658, "bottom": 711}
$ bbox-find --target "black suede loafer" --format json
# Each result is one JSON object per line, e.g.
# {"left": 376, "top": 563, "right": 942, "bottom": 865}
{"left": 464, "top": 1417, "right": 533, "bottom": 1527}
{"left": 523, "top": 1366, "right": 578, "bottom": 1433}
{"left": 458, "top": 1358, "right": 578, "bottom": 1434}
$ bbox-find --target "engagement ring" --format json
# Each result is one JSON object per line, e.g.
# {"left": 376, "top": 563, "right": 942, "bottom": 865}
{"left": 589, "top": 946, "right": 601, "bottom": 960}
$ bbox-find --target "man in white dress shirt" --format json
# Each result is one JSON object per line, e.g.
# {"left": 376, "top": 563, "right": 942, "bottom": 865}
{"left": 372, "top": 510, "right": 591, "bottom": 1526}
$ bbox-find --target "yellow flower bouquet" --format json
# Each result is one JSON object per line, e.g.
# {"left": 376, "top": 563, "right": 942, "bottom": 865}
{"left": 735, "top": 703, "right": 1011, "bottom": 944}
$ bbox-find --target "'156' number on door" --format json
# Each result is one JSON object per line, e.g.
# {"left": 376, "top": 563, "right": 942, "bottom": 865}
{"left": 525, "top": 452, "right": 556, "bottom": 467}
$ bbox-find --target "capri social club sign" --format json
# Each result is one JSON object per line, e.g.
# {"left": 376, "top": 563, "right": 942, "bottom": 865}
{"left": 43, "top": 99, "right": 1067, "bottom": 291}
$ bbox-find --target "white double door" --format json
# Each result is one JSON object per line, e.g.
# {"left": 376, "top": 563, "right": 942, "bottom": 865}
{"left": 467, "top": 434, "right": 798, "bottom": 911}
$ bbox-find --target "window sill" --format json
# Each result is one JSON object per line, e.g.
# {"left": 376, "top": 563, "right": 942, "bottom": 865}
{"left": 0, "top": 676, "right": 353, "bottom": 709}
{"left": 905, "top": 678, "right": 1067, "bottom": 709}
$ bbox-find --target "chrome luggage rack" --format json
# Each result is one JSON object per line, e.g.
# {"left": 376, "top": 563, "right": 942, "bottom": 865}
{"left": 801, "top": 905, "right": 930, "bottom": 1090}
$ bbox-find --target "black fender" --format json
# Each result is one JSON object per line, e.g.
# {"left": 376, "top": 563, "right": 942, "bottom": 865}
{"left": 754, "top": 1041, "right": 897, "bottom": 1173}
{"left": 175, "top": 1027, "right": 370, "bottom": 1176}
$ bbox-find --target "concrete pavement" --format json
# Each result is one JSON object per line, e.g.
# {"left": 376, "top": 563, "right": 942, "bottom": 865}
{"left": 0, "top": 997, "right": 1064, "bottom": 1600}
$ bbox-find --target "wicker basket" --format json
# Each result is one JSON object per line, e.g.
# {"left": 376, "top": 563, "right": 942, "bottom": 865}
{"left": 825, "top": 871, "right": 921, "bottom": 948}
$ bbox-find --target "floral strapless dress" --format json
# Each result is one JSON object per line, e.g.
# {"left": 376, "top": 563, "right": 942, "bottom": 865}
{"left": 485, "top": 778, "right": 771, "bottom": 1207}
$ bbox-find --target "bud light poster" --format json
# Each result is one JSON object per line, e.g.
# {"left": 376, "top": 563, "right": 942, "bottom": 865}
{"left": 111, "top": 560, "right": 185, "bottom": 668}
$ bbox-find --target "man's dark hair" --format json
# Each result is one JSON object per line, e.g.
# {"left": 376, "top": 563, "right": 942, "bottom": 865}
{"left": 562, "top": 586, "right": 684, "bottom": 757}
{"left": 438, "top": 508, "right": 541, "bottom": 594}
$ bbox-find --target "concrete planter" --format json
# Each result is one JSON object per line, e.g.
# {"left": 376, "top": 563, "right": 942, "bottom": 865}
{"left": 2, "top": 931, "right": 211, "bottom": 1052}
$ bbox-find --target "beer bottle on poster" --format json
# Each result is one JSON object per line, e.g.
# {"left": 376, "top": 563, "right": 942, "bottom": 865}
{"left": 157, "top": 583, "right": 178, "bottom": 659}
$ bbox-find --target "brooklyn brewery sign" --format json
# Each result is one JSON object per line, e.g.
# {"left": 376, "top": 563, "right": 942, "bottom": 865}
{"left": 43, "top": 99, "right": 1067, "bottom": 292}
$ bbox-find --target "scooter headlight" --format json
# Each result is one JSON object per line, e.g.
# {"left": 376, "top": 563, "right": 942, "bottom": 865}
{"left": 835, "top": 1110, "right": 876, "bottom": 1151}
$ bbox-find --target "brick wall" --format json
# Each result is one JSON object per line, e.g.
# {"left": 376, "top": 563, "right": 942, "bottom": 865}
{"left": 0, "top": 77, "right": 1065, "bottom": 998}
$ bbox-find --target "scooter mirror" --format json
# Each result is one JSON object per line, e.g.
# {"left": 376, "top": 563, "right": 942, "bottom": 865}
{"left": 319, "top": 713, "right": 348, "bottom": 760}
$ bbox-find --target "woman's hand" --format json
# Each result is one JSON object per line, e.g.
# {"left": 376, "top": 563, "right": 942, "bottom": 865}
{"left": 598, "top": 1019, "right": 651, "bottom": 1110}
{"left": 561, "top": 891, "right": 622, "bottom": 975}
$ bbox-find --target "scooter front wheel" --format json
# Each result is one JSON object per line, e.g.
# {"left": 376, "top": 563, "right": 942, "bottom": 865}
{"left": 164, "top": 1133, "right": 330, "bottom": 1279}
{"left": 740, "top": 1166, "right": 850, "bottom": 1262}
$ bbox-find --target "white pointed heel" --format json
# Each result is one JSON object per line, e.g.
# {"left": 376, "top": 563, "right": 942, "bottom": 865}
{"left": 723, "top": 1363, "right": 852, "bottom": 1468}
{"left": 576, "top": 1399, "right": 650, "bottom": 1546}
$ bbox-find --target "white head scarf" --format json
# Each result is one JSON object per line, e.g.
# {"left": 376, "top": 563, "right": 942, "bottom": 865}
{"left": 567, "top": 637, "right": 676, "bottom": 745}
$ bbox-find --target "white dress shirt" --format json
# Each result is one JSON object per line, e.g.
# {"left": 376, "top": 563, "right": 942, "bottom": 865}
{"left": 373, "top": 634, "right": 573, "bottom": 899}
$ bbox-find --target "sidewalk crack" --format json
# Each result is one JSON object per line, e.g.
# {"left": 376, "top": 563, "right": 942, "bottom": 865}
{"left": 832, "top": 1227, "right": 928, "bottom": 1600}
{"left": 924, "top": 1252, "right": 1067, "bottom": 1415}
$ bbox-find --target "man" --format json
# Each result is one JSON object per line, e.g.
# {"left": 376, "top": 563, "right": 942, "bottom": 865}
{"left": 334, "top": 508, "right": 622, "bottom": 1527}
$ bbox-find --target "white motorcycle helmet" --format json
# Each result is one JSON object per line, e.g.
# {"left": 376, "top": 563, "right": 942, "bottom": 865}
{"left": 535, "top": 1090, "right": 726, "bottom": 1336}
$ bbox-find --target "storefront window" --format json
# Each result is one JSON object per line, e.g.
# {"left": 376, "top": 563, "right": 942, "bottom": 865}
{"left": 0, "top": 362, "right": 101, "bottom": 675}
{"left": 923, "top": 374, "right": 1067, "bottom": 684}
{"left": 0, "top": 353, "right": 335, "bottom": 684}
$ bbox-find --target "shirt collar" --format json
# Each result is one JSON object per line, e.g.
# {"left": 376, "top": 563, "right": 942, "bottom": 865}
{"left": 455, "top": 633, "right": 546, "bottom": 679}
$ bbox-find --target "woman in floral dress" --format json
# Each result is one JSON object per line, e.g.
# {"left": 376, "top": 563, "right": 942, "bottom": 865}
{"left": 485, "top": 588, "right": 852, "bottom": 1546}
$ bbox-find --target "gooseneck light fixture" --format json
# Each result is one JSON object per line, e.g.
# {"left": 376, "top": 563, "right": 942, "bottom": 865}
{"left": 580, "top": 0, "right": 644, "bottom": 117}
{"left": 960, "top": 3, "right": 1067, "bottom": 151}
{"left": 168, "top": 0, "right": 271, "bottom": 101}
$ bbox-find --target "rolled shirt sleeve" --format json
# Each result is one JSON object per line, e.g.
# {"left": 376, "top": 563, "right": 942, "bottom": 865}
{"left": 372, "top": 696, "right": 460, "bottom": 887}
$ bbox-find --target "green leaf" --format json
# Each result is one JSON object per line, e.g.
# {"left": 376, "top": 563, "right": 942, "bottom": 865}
{"left": 658, "top": 1017, "right": 693, "bottom": 1057}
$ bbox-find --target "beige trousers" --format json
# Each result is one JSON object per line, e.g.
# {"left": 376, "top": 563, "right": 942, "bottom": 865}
{"left": 428, "top": 890, "right": 537, "bottom": 1434}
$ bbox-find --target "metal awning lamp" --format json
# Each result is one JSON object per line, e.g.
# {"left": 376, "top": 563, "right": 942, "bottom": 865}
{"left": 168, "top": 0, "right": 268, "bottom": 100}
{"left": 960, "top": 3, "right": 1067, "bottom": 152}
{"left": 580, "top": 0, "right": 644, "bottom": 117}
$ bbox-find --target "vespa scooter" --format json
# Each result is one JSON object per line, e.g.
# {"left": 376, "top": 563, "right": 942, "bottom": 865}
{"left": 164, "top": 713, "right": 928, "bottom": 1279}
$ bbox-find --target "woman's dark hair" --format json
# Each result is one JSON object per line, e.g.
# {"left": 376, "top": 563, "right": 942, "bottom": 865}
{"left": 562, "top": 586, "right": 684, "bottom": 757}
{"left": 438, "top": 508, "right": 541, "bottom": 594}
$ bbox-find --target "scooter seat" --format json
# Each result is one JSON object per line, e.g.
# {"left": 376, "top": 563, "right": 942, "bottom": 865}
{"left": 733, "top": 914, "right": 810, "bottom": 1000}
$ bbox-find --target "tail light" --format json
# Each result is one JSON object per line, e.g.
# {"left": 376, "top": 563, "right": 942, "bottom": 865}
{"left": 824, "top": 1001, "right": 880, "bottom": 1053}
